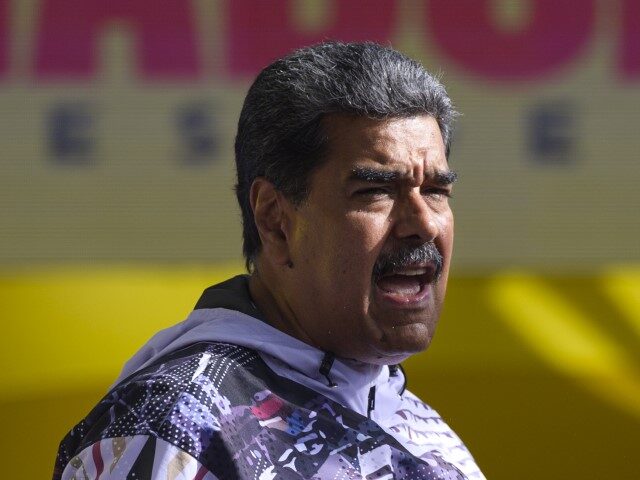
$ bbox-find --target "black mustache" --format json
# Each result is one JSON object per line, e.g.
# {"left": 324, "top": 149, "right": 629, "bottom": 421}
{"left": 373, "top": 242, "right": 443, "bottom": 281}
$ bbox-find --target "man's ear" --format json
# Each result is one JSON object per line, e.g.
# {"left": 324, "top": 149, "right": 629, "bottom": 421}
{"left": 249, "top": 178, "right": 293, "bottom": 267}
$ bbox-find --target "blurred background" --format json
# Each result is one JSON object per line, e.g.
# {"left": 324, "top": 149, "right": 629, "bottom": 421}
{"left": 1, "top": 0, "right": 639, "bottom": 478}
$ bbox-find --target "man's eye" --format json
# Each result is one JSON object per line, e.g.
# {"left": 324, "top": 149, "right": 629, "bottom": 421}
{"left": 423, "top": 188, "right": 453, "bottom": 200}
{"left": 356, "top": 187, "right": 391, "bottom": 196}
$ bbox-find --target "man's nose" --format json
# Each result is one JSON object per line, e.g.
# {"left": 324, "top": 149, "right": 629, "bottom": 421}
{"left": 392, "top": 192, "right": 439, "bottom": 242}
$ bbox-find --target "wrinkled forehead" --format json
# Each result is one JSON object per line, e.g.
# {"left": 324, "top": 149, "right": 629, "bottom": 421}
{"left": 321, "top": 114, "right": 448, "bottom": 177}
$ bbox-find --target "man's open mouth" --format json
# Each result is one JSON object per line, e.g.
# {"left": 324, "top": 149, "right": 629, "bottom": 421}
{"left": 374, "top": 265, "right": 435, "bottom": 303}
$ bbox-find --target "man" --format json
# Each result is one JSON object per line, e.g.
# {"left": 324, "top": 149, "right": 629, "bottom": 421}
{"left": 54, "top": 42, "right": 485, "bottom": 479}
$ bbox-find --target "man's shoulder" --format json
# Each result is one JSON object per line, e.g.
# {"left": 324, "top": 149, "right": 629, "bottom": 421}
{"left": 57, "top": 342, "right": 265, "bottom": 470}
{"left": 389, "top": 389, "right": 485, "bottom": 478}
{"left": 392, "top": 389, "right": 459, "bottom": 434}
{"left": 128, "top": 340, "right": 261, "bottom": 387}
{"left": 398, "top": 389, "right": 442, "bottom": 416}
{"left": 112, "top": 341, "right": 265, "bottom": 415}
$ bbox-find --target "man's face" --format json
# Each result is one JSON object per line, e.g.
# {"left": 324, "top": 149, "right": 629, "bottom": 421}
{"left": 282, "top": 114, "right": 455, "bottom": 364}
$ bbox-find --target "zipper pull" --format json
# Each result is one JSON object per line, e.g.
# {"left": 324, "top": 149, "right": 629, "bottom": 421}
{"left": 367, "top": 385, "right": 376, "bottom": 418}
{"left": 319, "top": 352, "right": 338, "bottom": 388}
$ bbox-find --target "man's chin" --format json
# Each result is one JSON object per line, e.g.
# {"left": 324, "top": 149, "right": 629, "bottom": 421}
{"left": 365, "top": 346, "right": 424, "bottom": 366}
{"left": 364, "top": 323, "right": 434, "bottom": 365}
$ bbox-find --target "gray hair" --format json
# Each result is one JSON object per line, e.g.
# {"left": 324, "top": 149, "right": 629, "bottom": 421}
{"left": 234, "top": 41, "right": 458, "bottom": 269}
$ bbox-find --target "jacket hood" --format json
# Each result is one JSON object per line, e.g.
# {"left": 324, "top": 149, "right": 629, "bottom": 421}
{"left": 113, "top": 275, "right": 407, "bottom": 422}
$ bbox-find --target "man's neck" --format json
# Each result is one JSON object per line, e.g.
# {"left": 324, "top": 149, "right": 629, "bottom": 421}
{"left": 248, "top": 269, "right": 319, "bottom": 350}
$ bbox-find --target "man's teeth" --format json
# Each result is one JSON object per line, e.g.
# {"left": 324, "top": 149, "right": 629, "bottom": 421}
{"left": 393, "top": 268, "right": 426, "bottom": 276}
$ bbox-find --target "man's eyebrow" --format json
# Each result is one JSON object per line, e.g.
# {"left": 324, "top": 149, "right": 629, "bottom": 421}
{"left": 350, "top": 167, "right": 458, "bottom": 185}
{"left": 434, "top": 170, "right": 458, "bottom": 186}
{"left": 349, "top": 167, "right": 400, "bottom": 183}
